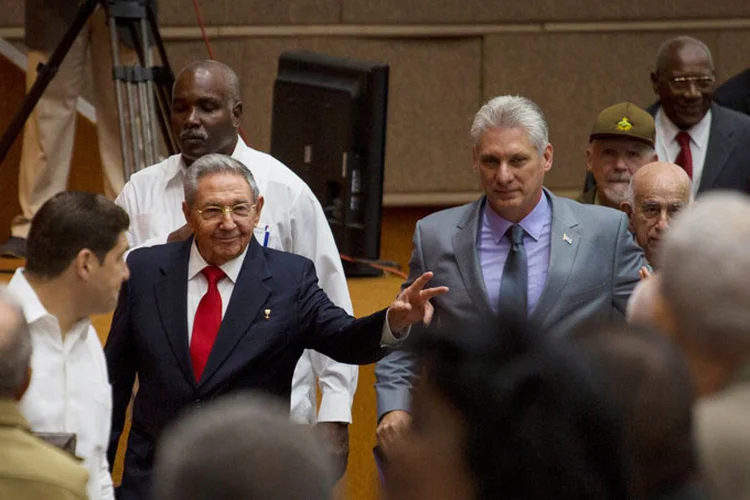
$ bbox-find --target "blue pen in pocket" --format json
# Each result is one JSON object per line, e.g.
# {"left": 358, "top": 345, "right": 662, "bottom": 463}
{"left": 262, "top": 225, "right": 270, "bottom": 247}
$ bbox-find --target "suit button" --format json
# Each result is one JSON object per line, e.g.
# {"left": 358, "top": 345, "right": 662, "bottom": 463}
{"left": 194, "top": 398, "right": 202, "bottom": 408}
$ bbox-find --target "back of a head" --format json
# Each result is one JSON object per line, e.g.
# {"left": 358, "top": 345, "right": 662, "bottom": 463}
{"left": 575, "top": 325, "right": 698, "bottom": 497}
{"left": 25, "top": 191, "right": 130, "bottom": 279}
{"left": 154, "top": 393, "right": 333, "bottom": 500}
{"left": 411, "top": 317, "right": 628, "bottom": 500}
{"left": 659, "top": 192, "right": 750, "bottom": 361}
{"left": 0, "top": 287, "right": 31, "bottom": 401}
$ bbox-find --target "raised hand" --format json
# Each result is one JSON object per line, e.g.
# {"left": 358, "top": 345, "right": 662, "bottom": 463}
{"left": 387, "top": 272, "right": 449, "bottom": 333}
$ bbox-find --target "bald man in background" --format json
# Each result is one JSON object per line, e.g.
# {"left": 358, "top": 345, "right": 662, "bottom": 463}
{"left": 620, "top": 162, "right": 692, "bottom": 269}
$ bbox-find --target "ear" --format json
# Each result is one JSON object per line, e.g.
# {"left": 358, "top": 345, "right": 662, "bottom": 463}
{"left": 182, "top": 201, "right": 193, "bottom": 227}
{"left": 650, "top": 71, "right": 660, "bottom": 94}
{"left": 621, "top": 200, "right": 634, "bottom": 225}
{"left": 650, "top": 152, "right": 658, "bottom": 162}
{"left": 14, "top": 367, "right": 31, "bottom": 401}
{"left": 74, "top": 248, "right": 97, "bottom": 281}
{"left": 254, "top": 195, "right": 265, "bottom": 223}
{"left": 585, "top": 145, "right": 593, "bottom": 172}
{"left": 471, "top": 145, "right": 480, "bottom": 174}
{"left": 542, "top": 143, "right": 553, "bottom": 173}
{"left": 232, "top": 100, "right": 243, "bottom": 128}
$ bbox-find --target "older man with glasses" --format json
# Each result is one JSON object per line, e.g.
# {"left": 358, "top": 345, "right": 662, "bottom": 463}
{"left": 646, "top": 36, "right": 750, "bottom": 195}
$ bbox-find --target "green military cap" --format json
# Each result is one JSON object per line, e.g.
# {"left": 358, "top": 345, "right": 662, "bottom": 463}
{"left": 590, "top": 102, "right": 655, "bottom": 147}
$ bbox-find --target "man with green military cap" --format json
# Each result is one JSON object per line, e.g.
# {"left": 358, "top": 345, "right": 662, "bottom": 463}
{"left": 578, "top": 102, "right": 658, "bottom": 208}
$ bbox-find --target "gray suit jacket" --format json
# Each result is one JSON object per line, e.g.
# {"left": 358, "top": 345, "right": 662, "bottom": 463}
{"left": 374, "top": 190, "right": 645, "bottom": 418}
{"left": 646, "top": 102, "right": 750, "bottom": 194}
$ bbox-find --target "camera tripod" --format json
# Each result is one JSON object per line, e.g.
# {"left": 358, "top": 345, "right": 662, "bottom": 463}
{"left": 0, "top": 0, "right": 177, "bottom": 180}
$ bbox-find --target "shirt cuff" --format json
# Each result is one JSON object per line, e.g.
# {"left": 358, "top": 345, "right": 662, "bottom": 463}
{"left": 317, "top": 391, "right": 355, "bottom": 423}
{"left": 380, "top": 309, "right": 411, "bottom": 346}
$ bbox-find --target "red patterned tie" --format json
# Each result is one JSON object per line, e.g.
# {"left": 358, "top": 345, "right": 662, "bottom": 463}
{"left": 190, "top": 266, "right": 225, "bottom": 381}
{"left": 674, "top": 131, "right": 693, "bottom": 179}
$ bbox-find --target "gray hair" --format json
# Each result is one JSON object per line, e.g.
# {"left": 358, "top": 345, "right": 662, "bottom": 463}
{"left": 659, "top": 192, "right": 750, "bottom": 358}
{"left": 470, "top": 96, "right": 549, "bottom": 156}
{"left": 654, "top": 36, "right": 714, "bottom": 74}
{"left": 0, "top": 287, "right": 32, "bottom": 399}
{"left": 184, "top": 154, "right": 259, "bottom": 206}
{"left": 154, "top": 392, "right": 334, "bottom": 500}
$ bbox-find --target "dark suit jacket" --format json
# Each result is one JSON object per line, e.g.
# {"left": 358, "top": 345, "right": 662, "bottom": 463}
{"left": 715, "top": 68, "right": 750, "bottom": 116}
{"left": 645, "top": 102, "right": 750, "bottom": 194}
{"left": 105, "top": 238, "right": 389, "bottom": 500}
{"left": 374, "top": 190, "right": 645, "bottom": 419}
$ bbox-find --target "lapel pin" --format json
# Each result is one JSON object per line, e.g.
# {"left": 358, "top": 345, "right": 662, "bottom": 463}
{"left": 264, "top": 309, "right": 271, "bottom": 320}
{"left": 563, "top": 233, "right": 573, "bottom": 245}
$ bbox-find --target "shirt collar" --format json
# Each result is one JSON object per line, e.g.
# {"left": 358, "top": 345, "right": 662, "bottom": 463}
{"left": 482, "top": 191, "right": 551, "bottom": 244}
{"left": 656, "top": 107, "right": 712, "bottom": 151}
{"left": 9, "top": 269, "right": 91, "bottom": 340}
{"left": 188, "top": 239, "right": 249, "bottom": 284}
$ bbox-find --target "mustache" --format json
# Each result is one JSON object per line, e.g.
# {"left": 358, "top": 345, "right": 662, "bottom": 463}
{"left": 180, "top": 130, "right": 207, "bottom": 141}
{"left": 606, "top": 174, "right": 631, "bottom": 183}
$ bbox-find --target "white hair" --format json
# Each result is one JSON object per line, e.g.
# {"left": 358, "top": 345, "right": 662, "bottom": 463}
{"left": 470, "top": 96, "right": 549, "bottom": 156}
{"left": 659, "top": 192, "right": 750, "bottom": 358}
{"left": 184, "top": 154, "right": 259, "bottom": 206}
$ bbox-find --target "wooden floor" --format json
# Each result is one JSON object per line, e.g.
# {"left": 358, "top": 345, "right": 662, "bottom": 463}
{"left": 0, "top": 257, "right": 403, "bottom": 500}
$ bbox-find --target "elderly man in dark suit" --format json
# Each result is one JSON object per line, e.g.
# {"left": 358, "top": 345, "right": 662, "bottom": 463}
{"left": 105, "top": 153, "right": 446, "bottom": 500}
{"left": 374, "top": 95, "right": 646, "bottom": 455}
{"left": 647, "top": 36, "right": 750, "bottom": 195}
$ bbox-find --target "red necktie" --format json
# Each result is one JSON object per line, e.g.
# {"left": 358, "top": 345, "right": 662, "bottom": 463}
{"left": 190, "top": 266, "right": 225, "bottom": 381}
{"left": 674, "top": 131, "right": 693, "bottom": 179}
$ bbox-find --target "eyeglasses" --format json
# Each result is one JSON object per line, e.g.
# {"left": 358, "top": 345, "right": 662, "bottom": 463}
{"left": 194, "top": 203, "right": 256, "bottom": 222}
{"left": 667, "top": 75, "right": 715, "bottom": 93}
{"left": 639, "top": 201, "right": 685, "bottom": 220}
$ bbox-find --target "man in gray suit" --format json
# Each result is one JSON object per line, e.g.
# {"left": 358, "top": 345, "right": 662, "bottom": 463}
{"left": 647, "top": 36, "right": 750, "bottom": 195}
{"left": 375, "top": 95, "right": 646, "bottom": 453}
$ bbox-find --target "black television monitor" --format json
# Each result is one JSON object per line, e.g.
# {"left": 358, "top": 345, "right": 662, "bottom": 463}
{"left": 270, "top": 51, "right": 389, "bottom": 277}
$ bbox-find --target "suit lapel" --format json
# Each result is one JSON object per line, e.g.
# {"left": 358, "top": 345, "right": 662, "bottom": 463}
{"left": 452, "top": 198, "right": 494, "bottom": 317}
{"left": 154, "top": 240, "right": 195, "bottom": 388}
{"left": 197, "top": 240, "right": 271, "bottom": 390}
{"left": 531, "top": 192, "right": 581, "bottom": 325}
{"left": 699, "top": 104, "right": 736, "bottom": 192}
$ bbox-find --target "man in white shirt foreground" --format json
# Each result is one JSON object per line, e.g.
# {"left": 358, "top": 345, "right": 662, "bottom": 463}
{"left": 115, "top": 60, "right": 357, "bottom": 474}
{"left": 7, "top": 192, "right": 131, "bottom": 500}
{"left": 105, "top": 153, "right": 447, "bottom": 500}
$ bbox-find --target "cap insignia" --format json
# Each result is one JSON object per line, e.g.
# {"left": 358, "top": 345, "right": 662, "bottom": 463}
{"left": 616, "top": 116, "right": 633, "bottom": 131}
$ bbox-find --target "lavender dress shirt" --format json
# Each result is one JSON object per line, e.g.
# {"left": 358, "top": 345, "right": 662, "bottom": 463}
{"left": 478, "top": 193, "right": 552, "bottom": 314}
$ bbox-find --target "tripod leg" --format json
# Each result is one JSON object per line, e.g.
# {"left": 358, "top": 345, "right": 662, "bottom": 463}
{"left": 125, "top": 75, "right": 142, "bottom": 171}
{"left": 141, "top": 18, "right": 160, "bottom": 163}
{"left": 0, "top": 0, "right": 98, "bottom": 167}
{"left": 108, "top": 15, "right": 133, "bottom": 180}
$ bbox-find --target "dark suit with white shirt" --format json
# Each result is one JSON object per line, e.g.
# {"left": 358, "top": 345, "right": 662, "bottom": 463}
{"left": 105, "top": 238, "right": 390, "bottom": 500}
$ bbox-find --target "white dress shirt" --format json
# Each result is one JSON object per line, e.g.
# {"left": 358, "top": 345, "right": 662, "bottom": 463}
{"left": 115, "top": 138, "right": 357, "bottom": 424}
{"left": 655, "top": 108, "right": 712, "bottom": 195}
{"left": 8, "top": 269, "right": 114, "bottom": 500}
